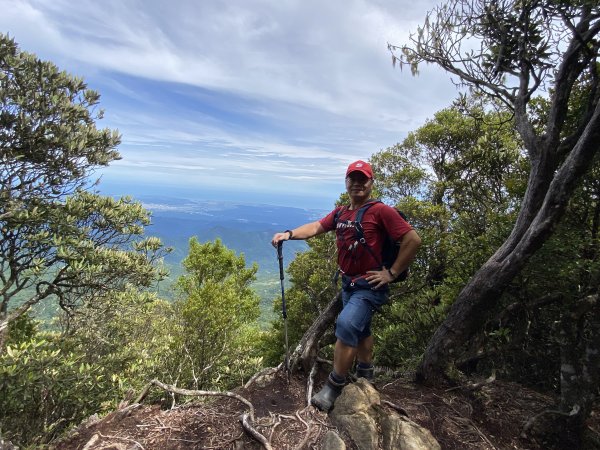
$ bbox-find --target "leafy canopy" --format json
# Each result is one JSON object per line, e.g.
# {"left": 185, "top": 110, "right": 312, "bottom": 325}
{"left": 172, "top": 238, "right": 262, "bottom": 390}
{"left": 0, "top": 34, "right": 167, "bottom": 336}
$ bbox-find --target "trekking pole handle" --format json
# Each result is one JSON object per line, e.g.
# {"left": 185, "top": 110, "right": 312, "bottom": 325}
{"left": 277, "top": 241, "right": 284, "bottom": 281}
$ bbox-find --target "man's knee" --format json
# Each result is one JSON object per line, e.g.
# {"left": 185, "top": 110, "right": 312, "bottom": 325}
{"left": 335, "top": 315, "right": 361, "bottom": 347}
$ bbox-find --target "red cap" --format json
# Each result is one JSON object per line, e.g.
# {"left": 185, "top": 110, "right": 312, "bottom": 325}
{"left": 346, "top": 160, "right": 373, "bottom": 179}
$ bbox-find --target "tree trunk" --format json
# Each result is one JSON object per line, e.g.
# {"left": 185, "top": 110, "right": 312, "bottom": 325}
{"left": 417, "top": 103, "right": 600, "bottom": 384}
{"left": 290, "top": 292, "right": 341, "bottom": 373}
{"left": 0, "top": 301, "right": 8, "bottom": 351}
{"left": 557, "top": 295, "right": 600, "bottom": 440}
{"left": 524, "top": 295, "right": 600, "bottom": 448}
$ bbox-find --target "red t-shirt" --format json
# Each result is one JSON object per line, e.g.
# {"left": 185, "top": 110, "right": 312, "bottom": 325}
{"left": 319, "top": 201, "right": 413, "bottom": 276}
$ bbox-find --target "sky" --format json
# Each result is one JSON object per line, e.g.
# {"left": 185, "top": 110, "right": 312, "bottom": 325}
{"left": 2, "top": 0, "right": 461, "bottom": 210}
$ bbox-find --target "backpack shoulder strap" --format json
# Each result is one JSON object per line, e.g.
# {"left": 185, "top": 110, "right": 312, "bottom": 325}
{"left": 353, "top": 200, "right": 381, "bottom": 236}
{"left": 333, "top": 205, "right": 348, "bottom": 227}
{"left": 352, "top": 200, "right": 384, "bottom": 268}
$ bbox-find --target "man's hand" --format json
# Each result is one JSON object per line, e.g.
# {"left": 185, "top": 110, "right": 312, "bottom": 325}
{"left": 271, "top": 231, "right": 291, "bottom": 247}
{"left": 366, "top": 268, "right": 395, "bottom": 289}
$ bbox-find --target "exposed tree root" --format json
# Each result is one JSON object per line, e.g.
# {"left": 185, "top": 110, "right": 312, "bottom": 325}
{"left": 306, "top": 362, "right": 318, "bottom": 407}
{"left": 382, "top": 400, "right": 409, "bottom": 417}
{"left": 135, "top": 379, "right": 271, "bottom": 449}
{"left": 522, "top": 405, "right": 580, "bottom": 436}
{"left": 293, "top": 409, "right": 313, "bottom": 450}
{"left": 241, "top": 413, "right": 273, "bottom": 450}
{"left": 244, "top": 365, "right": 281, "bottom": 389}
{"left": 445, "top": 372, "right": 496, "bottom": 393}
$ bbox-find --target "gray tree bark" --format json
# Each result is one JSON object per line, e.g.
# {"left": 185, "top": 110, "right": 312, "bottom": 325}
{"left": 290, "top": 293, "right": 341, "bottom": 373}
{"left": 403, "top": 1, "right": 600, "bottom": 385}
{"left": 417, "top": 103, "right": 600, "bottom": 383}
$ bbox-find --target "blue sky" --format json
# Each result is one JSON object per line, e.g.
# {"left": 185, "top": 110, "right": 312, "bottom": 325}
{"left": 2, "top": 0, "right": 460, "bottom": 209}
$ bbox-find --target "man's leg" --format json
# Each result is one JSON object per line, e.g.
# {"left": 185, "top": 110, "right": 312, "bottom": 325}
{"left": 311, "top": 339, "right": 355, "bottom": 412}
{"left": 311, "top": 291, "right": 370, "bottom": 412}
{"left": 333, "top": 338, "right": 357, "bottom": 377}
{"left": 335, "top": 336, "right": 374, "bottom": 381}
{"left": 355, "top": 335, "right": 375, "bottom": 381}
{"left": 311, "top": 287, "right": 387, "bottom": 411}
{"left": 356, "top": 335, "right": 373, "bottom": 365}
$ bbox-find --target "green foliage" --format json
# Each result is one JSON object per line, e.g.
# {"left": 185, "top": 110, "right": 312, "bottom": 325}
{"left": 0, "top": 33, "right": 168, "bottom": 335}
{"left": 367, "top": 100, "right": 527, "bottom": 366}
{"left": 0, "top": 35, "right": 119, "bottom": 173}
{"left": 6, "top": 312, "right": 37, "bottom": 346}
{"left": 0, "top": 233, "right": 270, "bottom": 447}
{"left": 373, "top": 77, "right": 600, "bottom": 392}
{"left": 478, "top": 1, "right": 551, "bottom": 78}
{"left": 0, "top": 290, "right": 179, "bottom": 446}
{"left": 61, "top": 289, "right": 176, "bottom": 393}
{"left": 458, "top": 66, "right": 600, "bottom": 390}
{"left": 63, "top": 238, "right": 266, "bottom": 395}
{"left": 0, "top": 335, "right": 116, "bottom": 446}
{"left": 476, "top": 154, "right": 600, "bottom": 390}
{"left": 374, "top": 101, "right": 524, "bottom": 282}
{"left": 373, "top": 294, "right": 447, "bottom": 370}
{"left": 170, "top": 238, "right": 263, "bottom": 390}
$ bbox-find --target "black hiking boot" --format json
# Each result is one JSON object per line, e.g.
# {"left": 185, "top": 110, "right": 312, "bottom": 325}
{"left": 311, "top": 375, "right": 346, "bottom": 412}
{"left": 355, "top": 365, "right": 374, "bottom": 382}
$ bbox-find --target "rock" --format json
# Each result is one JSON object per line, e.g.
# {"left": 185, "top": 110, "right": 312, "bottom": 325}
{"left": 380, "top": 412, "right": 441, "bottom": 450}
{"left": 330, "top": 381, "right": 380, "bottom": 449}
{"left": 0, "top": 435, "right": 18, "bottom": 450}
{"left": 322, "top": 430, "right": 346, "bottom": 450}
{"left": 330, "top": 379, "right": 440, "bottom": 450}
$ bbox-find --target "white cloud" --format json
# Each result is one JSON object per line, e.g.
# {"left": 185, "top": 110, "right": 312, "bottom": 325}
{"left": 2, "top": 0, "right": 459, "bottom": 207}
{"left": 3, "top": 0, "right": 453, "bottom": 120}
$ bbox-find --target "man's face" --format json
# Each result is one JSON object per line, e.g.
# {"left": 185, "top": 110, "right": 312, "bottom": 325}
{"left": 345, "top": 171, "right": 373, "bottom": 201}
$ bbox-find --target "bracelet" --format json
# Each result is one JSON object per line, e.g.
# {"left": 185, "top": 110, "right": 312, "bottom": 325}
{"left": 285, "top": 229, "right": 294, "bottom": 240}
{"left": 387, "top": 268, "right": 396, "bottom": 279}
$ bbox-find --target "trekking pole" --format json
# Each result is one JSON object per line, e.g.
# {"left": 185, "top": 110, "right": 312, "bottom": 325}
{"left": 277, "top": 241, "right": 290, "bottom": 375}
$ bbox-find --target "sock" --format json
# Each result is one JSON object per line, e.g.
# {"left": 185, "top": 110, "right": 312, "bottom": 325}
{"left": 357, "top": 361, "right": 374, "bottom": 369}
{"left": 330, "top": 371, "right": 346, "bottom": 385}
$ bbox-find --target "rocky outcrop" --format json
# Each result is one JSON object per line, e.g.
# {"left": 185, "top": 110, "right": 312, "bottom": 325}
{"left": 322, "top": 430, "right": 347, "bottom": 450}
{"left": 328, "top": 379, "right": 440, "bottom": 450}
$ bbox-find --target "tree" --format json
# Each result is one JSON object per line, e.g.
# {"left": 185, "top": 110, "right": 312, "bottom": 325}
{"left": 370, "top": 100, "right": 526, "bottom": 368}
{"left": 0, "top": 34, "right": 167, "bottom": 343}
{"left": 390, "top": 0, "right": 600, "bottom": 443}
{"left": 59, "top": 288, "right": 177, "bottom": 393}
{"left": 171, "top": 238, "right": 262, "bottom": 390}
{"left": 373, "top": 102, "right": 525, "bottom": 289}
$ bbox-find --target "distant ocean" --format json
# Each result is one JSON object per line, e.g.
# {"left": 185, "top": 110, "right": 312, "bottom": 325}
{"left": 138, "top": 194, "right": 327, "bottom": 279}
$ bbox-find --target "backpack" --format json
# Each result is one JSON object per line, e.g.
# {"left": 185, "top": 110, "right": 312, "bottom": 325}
{"left": 333, "top": 200, "right": 409, "bottom": 283}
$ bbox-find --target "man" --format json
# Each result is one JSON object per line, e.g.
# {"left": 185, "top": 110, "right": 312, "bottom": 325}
{"left": 271, "top": 160, "right": 421, "bottom": 412}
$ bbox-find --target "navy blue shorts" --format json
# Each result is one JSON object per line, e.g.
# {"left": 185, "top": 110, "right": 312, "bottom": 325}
{"left": 335, "top": 284, "right": 388, "bottom": 347}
